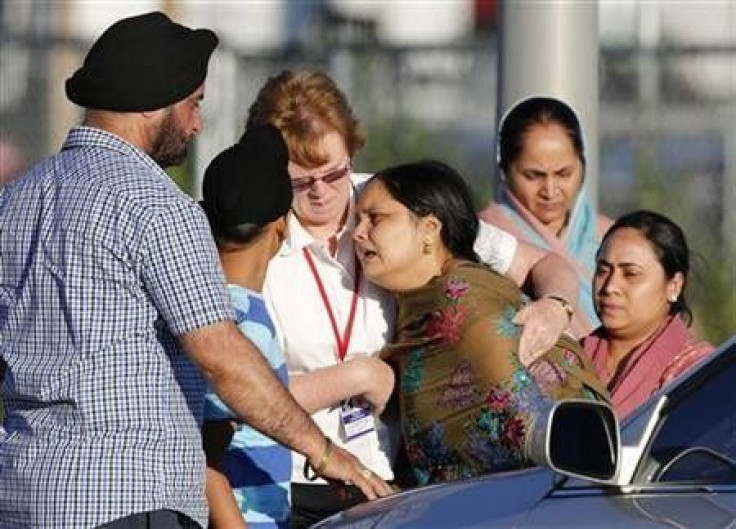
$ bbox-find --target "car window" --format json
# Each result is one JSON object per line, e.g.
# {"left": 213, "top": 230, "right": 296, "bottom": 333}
{"left": 644, "top": 341, "right": 736, "bottom": 484}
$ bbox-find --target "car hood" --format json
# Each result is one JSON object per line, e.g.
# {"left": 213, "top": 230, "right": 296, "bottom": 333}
{"left": 315, "top": 466, "right": 556, "bottom": 528}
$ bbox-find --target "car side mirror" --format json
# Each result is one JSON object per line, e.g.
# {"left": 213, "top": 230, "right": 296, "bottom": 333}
{"left": 527, "top": 399, "right": 620, "bottom": 484}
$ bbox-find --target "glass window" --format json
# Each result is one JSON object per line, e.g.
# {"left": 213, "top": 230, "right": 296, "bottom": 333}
{"left": 645, "top": 342, "right": 736, "bottom": 483}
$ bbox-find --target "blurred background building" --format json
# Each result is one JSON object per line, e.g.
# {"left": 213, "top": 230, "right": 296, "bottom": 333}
{"left": 1, "top": 0, "right": 733, "bottom": 341}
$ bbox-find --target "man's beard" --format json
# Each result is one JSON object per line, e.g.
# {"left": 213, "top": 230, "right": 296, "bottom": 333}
{"left": 150, "top": 109, "right": 190, "bottom": 168}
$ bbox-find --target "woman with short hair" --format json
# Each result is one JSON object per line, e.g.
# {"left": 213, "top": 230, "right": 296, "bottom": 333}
{"left": 247, "top": 70, "right": 588, "bottom": 526}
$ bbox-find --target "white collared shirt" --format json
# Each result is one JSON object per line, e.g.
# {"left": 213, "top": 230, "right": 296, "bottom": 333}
{"left": 263, "top": 173, "right": 517, "bottom": 483}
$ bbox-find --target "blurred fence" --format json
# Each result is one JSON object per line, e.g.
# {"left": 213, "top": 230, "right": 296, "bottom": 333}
{"left": 1, "top": 30, "right": 734, "bottom": 341}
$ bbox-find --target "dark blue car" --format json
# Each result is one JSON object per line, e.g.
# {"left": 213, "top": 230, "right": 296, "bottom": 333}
{"left": 315, "top": 336, "right": 736, "bottom": 528}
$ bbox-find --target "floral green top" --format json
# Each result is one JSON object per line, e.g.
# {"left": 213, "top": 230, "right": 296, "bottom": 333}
{"left": 382, "top": 261, "right": 607, "bottom": 486}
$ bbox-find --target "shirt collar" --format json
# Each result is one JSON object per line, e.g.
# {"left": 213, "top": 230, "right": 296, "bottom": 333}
{"left": 62, "top": 126, "right": 177, "bottom": 189}
{"left": 278, "top": 184, "right": 358, "bottom": 258}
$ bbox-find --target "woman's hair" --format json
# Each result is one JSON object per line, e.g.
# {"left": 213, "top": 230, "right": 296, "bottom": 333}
{"left": 372, "top": 160, "right": 479, "bottom": 262}
{"left": 498, "top": 96, "right": 586, "bottom": 175}
{"left": 601, "top": 209, "right": 693, "bottom": 324}
{"left": 245, "top": 70, "right": 365, "bottom": 167}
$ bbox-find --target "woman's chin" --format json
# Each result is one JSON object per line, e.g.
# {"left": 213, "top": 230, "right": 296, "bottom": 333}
{"left": 363, "top": 269, "right": 389, "bottom": 289}
{"left": 532, "top": 207, "right": 567, "bottom": 227}
{"left": 600, "top": 320, "right": 634, "bottom": 340}
{"left": 303, "top": 210, "right": 337, "bottom": 226}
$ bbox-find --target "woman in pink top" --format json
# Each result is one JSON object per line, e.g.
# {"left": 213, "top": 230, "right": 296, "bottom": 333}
{"left": 583, "top": 210, "right": 713, "bottom": 418}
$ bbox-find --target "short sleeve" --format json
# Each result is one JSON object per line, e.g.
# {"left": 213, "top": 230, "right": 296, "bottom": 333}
{"left": 141, "top": 199, "right": 233, "bottom": 336}
{"left": 204, "top": 385, "right": 236, "bottom": 420}
{"left": 474, "top": 220, "right": 518, "bottom": 276}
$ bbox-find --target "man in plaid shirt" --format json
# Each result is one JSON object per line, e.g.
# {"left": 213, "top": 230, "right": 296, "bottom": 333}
{"left": 0, "top": 11, "right": 390, "bottom": 529}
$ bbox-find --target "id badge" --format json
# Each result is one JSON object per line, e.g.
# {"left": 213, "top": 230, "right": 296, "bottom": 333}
{"left": 338, "top": 398, "right": 375, "bottom": 441}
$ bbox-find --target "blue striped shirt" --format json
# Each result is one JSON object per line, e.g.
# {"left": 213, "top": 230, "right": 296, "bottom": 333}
{"left": 204, "top": 286, "right": 291, "bottom": 529}
{"left": 0, "top": 127, "right": 233, "bottom": 529}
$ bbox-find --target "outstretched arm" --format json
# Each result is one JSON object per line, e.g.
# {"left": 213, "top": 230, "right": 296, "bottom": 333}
{"left": 506, "top": 242, "right": 579, "bottom": 365}
{"left": 290, "top": 356, "right": 395, "bottom": 415}
{"left": 475, "top": 221, "right": 578, "bottom": 365}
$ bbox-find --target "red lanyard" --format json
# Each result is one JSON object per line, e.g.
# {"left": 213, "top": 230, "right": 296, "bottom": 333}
{"left": 302, "top": 247, "right": 361, "bottom": 362}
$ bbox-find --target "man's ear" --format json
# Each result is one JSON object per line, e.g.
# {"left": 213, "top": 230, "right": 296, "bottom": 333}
{"left": 141, "top": 108, "right": 166, "bottom": 120}
{"left": 275, "top": 216, "right": 289, "bottom": 241}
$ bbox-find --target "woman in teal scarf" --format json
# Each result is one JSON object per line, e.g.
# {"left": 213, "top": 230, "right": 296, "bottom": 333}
{"left": 480, "top": 96, "right": 613, "bottom": 336}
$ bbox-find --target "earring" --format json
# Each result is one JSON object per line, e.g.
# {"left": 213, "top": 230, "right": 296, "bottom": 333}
{"left": 422, "top": 236, "right": 432, "bottom": 254}
{"left": 669, "top": 294, "right": 678, "bottom": 303}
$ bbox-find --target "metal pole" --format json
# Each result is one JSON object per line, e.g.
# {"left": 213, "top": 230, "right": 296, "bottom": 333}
{"left": 498, "top": 0, "right": 599, "bottom": 206}
{"left": 724, "top": 104, "right": 736, "bottom": 263}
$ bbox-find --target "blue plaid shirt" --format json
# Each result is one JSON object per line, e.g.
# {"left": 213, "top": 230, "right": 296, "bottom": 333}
{"left": 0, "top": 127, "right": 234, "bottom": 528}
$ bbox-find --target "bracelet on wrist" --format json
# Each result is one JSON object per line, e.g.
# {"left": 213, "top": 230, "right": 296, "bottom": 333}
{"left": 545, "top": 295, "right": 574, "bottom": 321}
{"left": 303, "top": 437, "right": 334, "bottom": 481}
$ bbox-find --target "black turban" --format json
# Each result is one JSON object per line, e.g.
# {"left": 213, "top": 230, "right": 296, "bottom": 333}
{"left": 201, "top": 125, "right": 293, "bottom": 233}
{"left": 66, "top": 11, "right": 218, "bottom": 111}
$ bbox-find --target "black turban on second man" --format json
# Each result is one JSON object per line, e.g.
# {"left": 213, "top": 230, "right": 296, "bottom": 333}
{"left": 201, "top": 125, "right": 293, "bottom": 234}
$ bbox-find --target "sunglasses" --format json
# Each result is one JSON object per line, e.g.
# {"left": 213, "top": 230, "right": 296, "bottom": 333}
{"left": 291, "top": 163, "right": 351, "bottom": 192}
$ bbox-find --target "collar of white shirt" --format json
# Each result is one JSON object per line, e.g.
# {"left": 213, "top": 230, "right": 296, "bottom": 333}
{"left": 278, "top": 176, "right": 364, "bottom": 258}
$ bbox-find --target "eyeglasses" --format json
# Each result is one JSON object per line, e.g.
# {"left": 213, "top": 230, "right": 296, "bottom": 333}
{"left": 291, "top": 163, "right": 351, "bottom": 192}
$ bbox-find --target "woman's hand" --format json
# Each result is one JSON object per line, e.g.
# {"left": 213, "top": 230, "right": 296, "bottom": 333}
{"left": 513, "top": 297, "right": 571, "bottom": 366}
{"left": 349, "top": 356, "right": 395, "bottom": 415}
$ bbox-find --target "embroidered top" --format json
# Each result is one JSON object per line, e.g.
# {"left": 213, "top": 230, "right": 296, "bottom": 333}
{"left": 263, "top": 173, "right": 520, "bottom": 485}
{"left": 382, "top": 261, "right": 607, "bottom": 486}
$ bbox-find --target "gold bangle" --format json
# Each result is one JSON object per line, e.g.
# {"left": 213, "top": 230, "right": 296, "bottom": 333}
{"left": 546, "top": 295, "right": 574, "bottom": 321}
{"left": 314, "top": 437, "right": 334, "bottom": 475}
{"left": 303, "top": 437, "right": 334, "bottom": 481}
